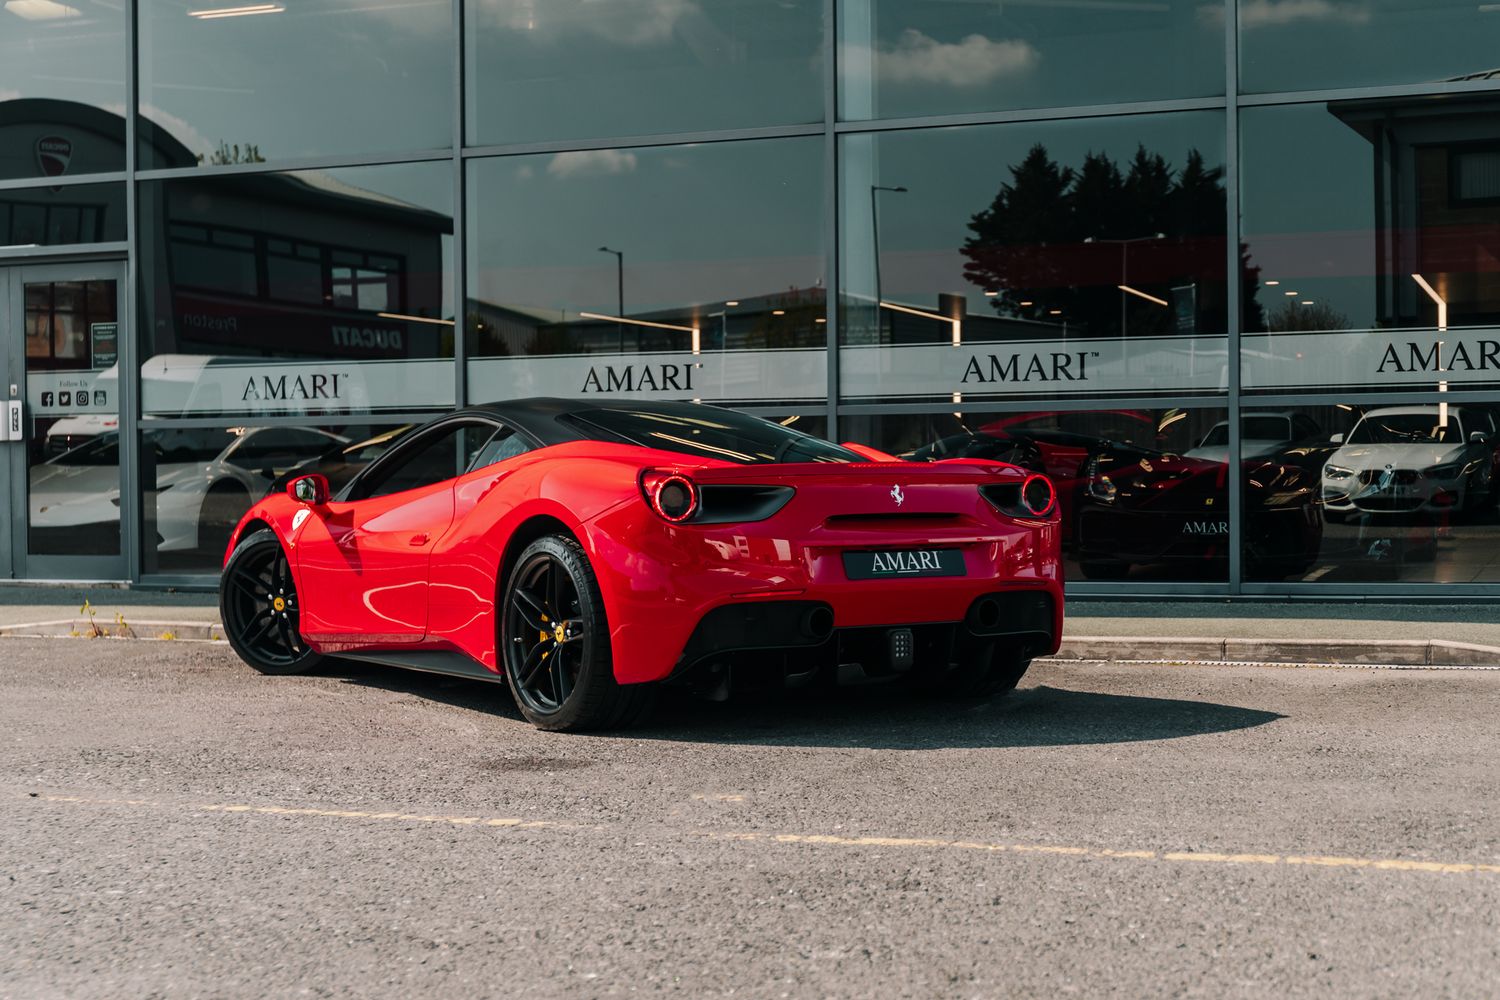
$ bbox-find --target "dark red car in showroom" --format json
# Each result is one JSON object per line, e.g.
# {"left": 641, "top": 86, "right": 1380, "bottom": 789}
{"left": 220, "top": 399, "right": 1063, "bottom": 730}
{"left": 1073, "top": 441, "right": 1326, "bottom": 581}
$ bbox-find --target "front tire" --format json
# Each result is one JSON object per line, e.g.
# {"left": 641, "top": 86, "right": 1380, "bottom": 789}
{"left": 501, "top": 534, "right": 653, "bottom": 732}
{"left": 220, "top": 529, "right": 324, "bottom": 675}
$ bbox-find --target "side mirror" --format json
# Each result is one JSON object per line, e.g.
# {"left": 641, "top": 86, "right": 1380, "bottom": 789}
{"left": 288, "top": 473, "right": 330, "bottom": 506}
{"left": 1329, "top": 432, "right": 1344, "bottom": 444}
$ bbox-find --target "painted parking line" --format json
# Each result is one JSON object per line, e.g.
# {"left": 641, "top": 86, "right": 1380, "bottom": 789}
{"left": 703, "top": 831, "right": 1500, "bottom": 874}
{"left": 28, "top": 793, "right": 1500, "bottom": 878}
{"left": 35, "top": 794, "right": 589, "bottom": 830}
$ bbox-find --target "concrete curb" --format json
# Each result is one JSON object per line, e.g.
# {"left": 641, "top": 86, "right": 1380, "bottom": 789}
{"left": 1051, "top": 636, "right": 1500, "bottom": 668}
{"left": 4, "top": 621, "right": 1498, "bottom": 669}
{"left": 0, "top": 619, "right": 224, "bottom": 641}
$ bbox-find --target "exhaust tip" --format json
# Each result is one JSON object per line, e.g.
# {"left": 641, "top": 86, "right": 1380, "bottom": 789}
{"left": 971, "top": 596, "right": 1001, "bottom": 631}
{"left": 801, "top": 605, "right": 835, "bottom": 640}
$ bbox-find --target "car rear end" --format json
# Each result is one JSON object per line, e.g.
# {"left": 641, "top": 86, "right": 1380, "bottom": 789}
{"left": 588, "top": 460, "right": 1063, "bottom": 686}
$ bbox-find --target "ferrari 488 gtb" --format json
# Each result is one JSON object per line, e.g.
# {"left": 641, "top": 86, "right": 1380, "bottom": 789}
{"left": 220, "top": 400, "right": 1063, "bottom": 730}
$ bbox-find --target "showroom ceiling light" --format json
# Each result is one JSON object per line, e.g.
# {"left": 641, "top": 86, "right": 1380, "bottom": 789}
{"left": 188, "top": 3, "right": 284, "bottom": 18}
{"left": 880, "top": 299, "right": 962, "bottom": 347}
{"left": 1265, "top": 280, "right": 1280, "bottom": 286}
{"left": 1411, "top": 273, "right": 1447, "bottom": 331}
{"left": 1118, "top": 284, "right": 1169, "bottom": 307}
{"left": 5, "top": 0, "right": 81, "bottom": 20}
{"left": 377, "top": 312, "right": 453, "bottom": 327}
{"left": 579, "top": 311, "right": 701, "bottom": 355}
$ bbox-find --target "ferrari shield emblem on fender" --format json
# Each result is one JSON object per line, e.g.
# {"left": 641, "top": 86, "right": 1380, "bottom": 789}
{"left": 890, "top": 484, "right": 905, "bottom": 506}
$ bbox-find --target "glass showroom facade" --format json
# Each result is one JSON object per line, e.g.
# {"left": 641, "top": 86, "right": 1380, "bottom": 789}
{"left": 4, "top": 1, "right": 1500, "bottom": 595}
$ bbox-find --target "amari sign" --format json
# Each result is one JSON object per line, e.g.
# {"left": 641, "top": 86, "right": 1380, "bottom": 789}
{"left": 139, "top": 327, "right": 1492, "bottom": 416}
{"left": 1242, "top": 328, "right": 1500, "bottom": 391}
{"left": 839, "top": 338, "right": 1226, "bottom": 401}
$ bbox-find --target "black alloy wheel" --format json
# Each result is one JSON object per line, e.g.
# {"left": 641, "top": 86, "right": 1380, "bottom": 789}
{"left": 220, "top": 529, "right": 323, "bottom": 675}
{"left": 501, "top": 534, "right": 653, "bottom": 731}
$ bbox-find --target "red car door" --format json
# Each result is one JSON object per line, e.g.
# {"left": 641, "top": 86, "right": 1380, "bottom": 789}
{"left": 295, "top": 484, "right": 454, "bottom": 646}
{"left": 294, "top": 420, "right": 498, "bottom": 647}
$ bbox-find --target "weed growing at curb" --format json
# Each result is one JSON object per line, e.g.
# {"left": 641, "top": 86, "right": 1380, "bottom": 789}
{"left": 78, "top": 599, "right": 105, "bottom": 639}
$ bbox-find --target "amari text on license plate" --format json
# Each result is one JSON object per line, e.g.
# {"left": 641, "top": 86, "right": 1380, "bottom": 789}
{"left": 843, "top": 549, "right": 966, "bottom": 580}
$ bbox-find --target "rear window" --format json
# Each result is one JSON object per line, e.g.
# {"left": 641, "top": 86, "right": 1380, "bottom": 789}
{"left": 567, "top": 407, "right": 860, "bottom": 465}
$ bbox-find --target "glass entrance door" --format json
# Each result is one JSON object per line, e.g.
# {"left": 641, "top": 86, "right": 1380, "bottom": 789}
{"left": 2, "top": 262, "right": 127, "bottom": 580}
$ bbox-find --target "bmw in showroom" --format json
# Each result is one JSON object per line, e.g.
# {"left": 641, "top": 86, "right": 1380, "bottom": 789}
{"left": 219, "top": 400, "right": 1063, "bottom": 731}
{"left": 1321, "top": 406, "right": 1498, "bottom": 521}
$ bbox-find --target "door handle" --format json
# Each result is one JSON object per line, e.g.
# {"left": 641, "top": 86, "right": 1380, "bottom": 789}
{"left": 409, "top": 533, "right": 430, "bottom": 546}
{"left": 2, "top": 400, "right": 20, "bottom": 442}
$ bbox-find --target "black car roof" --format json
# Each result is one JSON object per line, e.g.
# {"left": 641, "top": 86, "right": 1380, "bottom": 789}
{"left": 456, "top": 397, "right": 734, "bottom": 448}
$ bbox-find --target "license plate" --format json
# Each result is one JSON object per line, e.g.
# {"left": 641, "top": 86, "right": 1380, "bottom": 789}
{"left": 843, "top": 549, "right": 966, "bottom": 580}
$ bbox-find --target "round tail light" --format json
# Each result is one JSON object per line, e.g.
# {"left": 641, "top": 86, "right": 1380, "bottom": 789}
{"left": 650, "top": 474, "right": 699, "bottom": 522}
{"left": 1021, "top": 474, "right": 1057, "bottom": 517}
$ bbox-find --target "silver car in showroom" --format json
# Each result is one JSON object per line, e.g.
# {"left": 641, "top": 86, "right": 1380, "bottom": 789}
{"left": 1321, "top": 405, "right": 1497, "bottom": 520}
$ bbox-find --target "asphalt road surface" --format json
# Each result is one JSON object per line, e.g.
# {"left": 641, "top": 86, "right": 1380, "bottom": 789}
{"left": 2, "top": 638, "right": 1497, "bottom": 999}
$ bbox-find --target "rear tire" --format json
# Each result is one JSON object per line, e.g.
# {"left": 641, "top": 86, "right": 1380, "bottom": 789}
{"left": 220, "top": 529, "right": 324, "bottom": 676}
{"left": 500, "top": 534, "right": 654, "bottom": 732}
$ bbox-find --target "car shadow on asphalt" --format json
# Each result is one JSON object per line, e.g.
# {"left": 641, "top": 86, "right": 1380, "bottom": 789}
{"left": 327, "top": 662, "right": 1283, "bottom": 750}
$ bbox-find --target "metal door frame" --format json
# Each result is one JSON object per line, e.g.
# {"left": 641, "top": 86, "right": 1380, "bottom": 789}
{"left": 3, "top": 259, "right": 130, "bottom": 581}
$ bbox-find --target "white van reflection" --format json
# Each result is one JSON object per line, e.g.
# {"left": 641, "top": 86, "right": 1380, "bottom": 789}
{"left": 30, "top": 426, "right": 346, "bottom": 558}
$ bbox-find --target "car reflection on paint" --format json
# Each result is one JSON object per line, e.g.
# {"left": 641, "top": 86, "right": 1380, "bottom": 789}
{"left": 1074, "top": 440, "right": 1328, "bottom": 581}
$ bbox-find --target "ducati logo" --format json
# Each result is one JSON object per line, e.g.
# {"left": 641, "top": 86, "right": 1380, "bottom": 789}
{"left": 890, "top": 484, "right": 905, "bottom": 506}
{"left": 36, "top": 136, "right": 72, "bottom": 178}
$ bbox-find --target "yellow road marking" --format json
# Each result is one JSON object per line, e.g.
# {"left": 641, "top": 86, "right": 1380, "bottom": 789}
{"left": 39, "top": 795, "right": 582, "bottom": 830}
{"left": 710, "top": 832, "right": 1500, "bottom": 875}
{"left": 29, "top": 794, "right": 1500, "bottom": 877}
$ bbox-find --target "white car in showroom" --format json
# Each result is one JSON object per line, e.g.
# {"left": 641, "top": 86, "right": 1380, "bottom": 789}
{"left": 30, "top": 426, "right": 346, "bottom": 558}
{"left": 1184, "top": 411, "right": 1324, "bottom": 463}
{"left": 1320, "top": 406, "right": 1498, "bottom": 520}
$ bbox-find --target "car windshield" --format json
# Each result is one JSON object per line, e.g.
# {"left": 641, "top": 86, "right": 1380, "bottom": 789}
{"left": 1198, "top": 417, "right": 1289, "bottom": 449}
{"left": 148, "top": 428, "right": 237, "bottom": 464}
{"left": 1348, "top": 413, "right": 1464, "bottom": 445}
{"left": 567, "top": 407, "right": 860, "bottom": 464}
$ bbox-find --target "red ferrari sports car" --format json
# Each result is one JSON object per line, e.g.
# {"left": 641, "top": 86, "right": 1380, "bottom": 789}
{"left": 220, "top": 399, "right": 1063, "bottom": 730}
